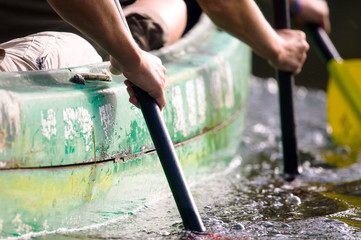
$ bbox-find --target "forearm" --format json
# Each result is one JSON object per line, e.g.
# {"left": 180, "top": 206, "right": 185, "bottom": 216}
{"left": 197, "top": 0, "right": 282, "bottom": 64}
{"left": 46, "top": 0, "right": 141, "bottom": 71}
{"left": 257, "top": 0, "right": 331, "bottom": 33}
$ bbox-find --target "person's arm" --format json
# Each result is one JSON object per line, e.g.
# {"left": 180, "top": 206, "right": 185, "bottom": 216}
{"left": 290, "top": 0, "right": 330, "bottom": 33}
{"left": 259, "top": 0, "right": 330, "bottom": 33}
{"left": 197, "top": 0, "right": 309, "bottom": 74}
{"left": 46, "top": 0, "right": 166, "bottom": 109}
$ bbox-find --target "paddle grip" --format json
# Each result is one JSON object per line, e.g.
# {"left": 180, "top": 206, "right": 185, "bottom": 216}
{"left": 272, "top": 0, "right": 300, "bottom": 179}
{"left": 306, "top": 25, "right": 342, "bottom": 63}
{"left": 132, "top": 84, "right": 205, "bottom": 232}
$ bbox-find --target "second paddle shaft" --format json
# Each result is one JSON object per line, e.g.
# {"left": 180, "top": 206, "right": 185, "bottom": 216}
{"left": 272, "top": 0, "right": 300, "bottom": 179}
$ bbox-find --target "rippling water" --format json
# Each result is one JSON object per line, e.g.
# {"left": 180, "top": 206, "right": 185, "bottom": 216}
{"left": 33, "top": 77, "right": 361, "bottom": 239}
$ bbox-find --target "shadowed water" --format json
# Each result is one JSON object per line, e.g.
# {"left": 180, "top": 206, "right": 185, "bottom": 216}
{"left": 29, "top": 77, "right": 361, "bottom": 239}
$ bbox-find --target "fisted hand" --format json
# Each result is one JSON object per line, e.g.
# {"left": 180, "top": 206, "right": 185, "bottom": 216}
{"left": 292, "top": 0, "right": 331, "bottom": 34}
{"left": 110, "top": 50, "right": 167, "bottom": 110}
{"left": 269, "top": 29, "right": 309, "bottom": 75}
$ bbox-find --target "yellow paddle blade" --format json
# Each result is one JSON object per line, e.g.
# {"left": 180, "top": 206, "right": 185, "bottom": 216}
{"left": 327, "top": 59, "right": 361, "bottom": 148}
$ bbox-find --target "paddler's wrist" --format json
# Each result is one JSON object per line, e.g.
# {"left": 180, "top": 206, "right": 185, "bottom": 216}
{"left": 113, "top": 43, "right": 143, "bottom": 74}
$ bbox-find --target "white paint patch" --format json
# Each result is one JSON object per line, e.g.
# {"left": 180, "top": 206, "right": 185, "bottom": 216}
{"left": 214, "top": 56, "right": 235, "bottom": 109}
{"left": 11, "top": 213, "right": 33, "bottom": 233}
{"left": 185, "top": 80, "right": 197, "bottom": 127}
{"left": 210, "top": 71, "right": 223, "bottom": 109}
{"left": 12, "top": 213, "right": 21, "bottom": 224}
{"left": 63, "top": 107, "right": 93, "bottom": 152}
{"left": 224, "top": 62, "right": 235, "bottom": 108}
{"left": 41, "top": 109, "right": 57, "bottom": 140}
{"left": 0, "top": 90, "right": 21, "bottom": 153}
{"left": 195, "top": 76, "right": 206, "bottom": 124}
{"left": 43, "top": 219, "right": 49, "bottom": 230}
{"left": 0, "top": 161, "right": 7, "bottom": 168}
{"left": 171, "top": 86, "right": 187, "bottom": 136}
{"left": 99, "top": 104, "right": 113, "bottom": 143}
{"left": 91, "top": 184, "right": 98, "bottom": 200}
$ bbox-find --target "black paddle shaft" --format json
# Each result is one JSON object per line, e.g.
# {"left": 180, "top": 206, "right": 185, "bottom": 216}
{"left": 113, "top": 0, "right": 205, "bottom": 232}
{"left": 307, "top": 25, "right": 342, "bottom": 63}
{"left": 272, "top": 0, "right": 300, "bottom": 180}
{"left": 132, "top": 85, "right": 205, "bottom": 232}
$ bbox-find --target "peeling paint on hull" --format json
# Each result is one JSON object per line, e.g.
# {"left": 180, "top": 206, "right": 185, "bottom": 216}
{"left": 0, "top": 16, "right": 251, "bottom": 238}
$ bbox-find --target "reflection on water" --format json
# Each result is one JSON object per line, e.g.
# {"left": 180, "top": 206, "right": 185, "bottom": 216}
{"left": 35, "top": 77, "right": 361, "bottom": 239}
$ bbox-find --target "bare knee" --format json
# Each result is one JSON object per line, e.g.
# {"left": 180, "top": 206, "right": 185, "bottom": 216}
{"left": 124, "top": 0, "right": 187, "bottom": 47}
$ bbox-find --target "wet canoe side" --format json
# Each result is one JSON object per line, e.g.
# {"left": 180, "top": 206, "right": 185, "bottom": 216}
{"left": 0, "top": 16, "right": 251, "bottom": 237}
{"left": 0, "top": 114, "right": 245, "bottom": 237}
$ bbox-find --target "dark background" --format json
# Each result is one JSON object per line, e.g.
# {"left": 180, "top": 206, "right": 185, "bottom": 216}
{"left": 253, "top": 1, "right": 361, "bottom": 90}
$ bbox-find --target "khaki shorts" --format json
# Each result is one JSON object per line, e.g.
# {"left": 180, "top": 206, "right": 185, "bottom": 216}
{"left": 0, "top": 32, "right": 102, "bottom": 72}
{"left": 125, "top": 8, "right": 169, "bottom": 52}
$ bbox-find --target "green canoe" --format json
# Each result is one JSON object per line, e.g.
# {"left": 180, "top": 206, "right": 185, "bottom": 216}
{"left": 0, "top": 16, "right": 251, "bottom": 237}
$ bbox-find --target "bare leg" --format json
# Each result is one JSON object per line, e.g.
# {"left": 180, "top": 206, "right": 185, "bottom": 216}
{"left": 124, "top": 0, "right": 187, "bottom": 50}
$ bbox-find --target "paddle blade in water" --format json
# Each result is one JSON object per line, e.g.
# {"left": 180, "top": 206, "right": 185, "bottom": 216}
{"left": 327, "top": 59, "right": 361, "bottom": 148}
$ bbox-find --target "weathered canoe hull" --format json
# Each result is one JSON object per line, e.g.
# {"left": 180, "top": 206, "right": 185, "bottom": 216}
{"left": 0, "top": 115, "right": 244, "bottom": 236}
{"left": 0, "top": 16, "right": 251, "bottom": 237}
